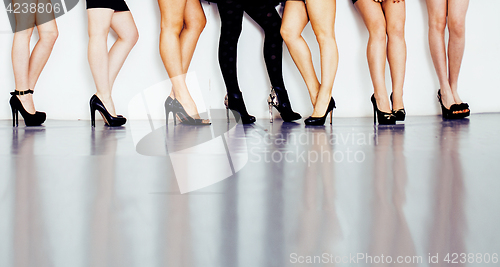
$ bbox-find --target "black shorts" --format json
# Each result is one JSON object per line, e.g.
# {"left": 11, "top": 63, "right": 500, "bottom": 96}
{"left": 86, "top": 0, "right": 130, "bottom": 11}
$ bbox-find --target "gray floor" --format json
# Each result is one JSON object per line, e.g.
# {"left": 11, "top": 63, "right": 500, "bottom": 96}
{"left": 1, "top": 114, "right": 500, "bottom": 267}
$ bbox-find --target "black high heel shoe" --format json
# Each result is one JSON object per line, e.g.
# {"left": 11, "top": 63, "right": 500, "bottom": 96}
{"left": 437, "top": 90, "right": 463, "bottom": 120}
{"left": 165, "top": 96, "right": 175, "bottom": 125}
{"left": 10, "top": 89, "right": 46, "bottom": 127}
{"left": 304, "top": 97, "right": 336, "bottom": 126}
{"left": 224, "top": 92, "right": 256, "bottom": 124}
{"left": 371, "top": 94, "right": 396, "bottom": 125}
{"left": 90, "top": 95, "right": 127, "bottom": 127}
{"left": 390, "top": 93, "right": 406, "bottom": 121}
{"left": 267, "top": 87, "right": 301, "bottom": 123}
{"left": 171, "top": 99, "right": 211, "bottom": 126}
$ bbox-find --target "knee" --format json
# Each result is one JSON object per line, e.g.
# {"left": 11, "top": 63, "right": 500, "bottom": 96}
{"left": 368, "top": 23, "right": 387, "bottom": 43}
{"left": 448, "top": 18, "right": 466, "bottom": 37}
{"left": 185, "top": 15, "right": 206, "bottom": 34}
{"left": 160, "top": 18, "right": 183, "bottom": 36}
{"left": 386, "top": 23, "right": 405, "bottom": 41}
{"left": 119, "top": 27, "right": 139, "bottom": 46}
{"left": 429, "top": 16, "right": 447, "bottom": 33}
{"left": 280, "top": 25, "right": 299, "bottom": 44}
{"left": 313, "top": 28, "right": 336, "bottom": 45}
{"left": 39, "top": 30, "right": 58, "bottom": 46}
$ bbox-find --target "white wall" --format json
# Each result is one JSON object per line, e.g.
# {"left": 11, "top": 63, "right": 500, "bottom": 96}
{"left": 0, "top": 0, "right": 499, "bottom": 120}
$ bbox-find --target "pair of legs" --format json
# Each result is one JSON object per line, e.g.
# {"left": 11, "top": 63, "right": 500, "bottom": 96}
{"left": 87, "top": 8, "right": 139, "bottom": 117}
{"left": 426, "top": 0, "right": 469, "bottom": 109}
{"left": 281, "top": 0, "right": 339, "bottom": 117}
{"left": 11, "top": 0, "right": 58, "bottom": 114}
{"left": 355, "top": 0, "right": 406, "bottom": 113}
{"left": 217, "top": 1, "right": 286, "bottom": 95}
{"left": 158, "top": 0, "right": 206, "bottom": 119}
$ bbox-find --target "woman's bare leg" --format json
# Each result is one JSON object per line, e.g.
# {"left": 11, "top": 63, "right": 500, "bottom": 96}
{"left": 158, "top": 0, "right": 206, "bottom": 119}
{"left": 108, "top": 11, "right": 139, "bottom": 88}
{"left": 355, "top": 0, "right": 391, "bottom": 112}
{"left": 426, "top": 0, "right": 455, "bottom": 108}
{"left": 307, "top": 0, "right": 339, "bottom": 117}
{"left": 12, "top": 3, "right": 57, "bottom": 114}
{"left": 447, "top": 0, "right": 469, "bottom": 104}
{"left": 169, "top": 0, "right": 206, "bottom": 99}
{"left": 281, "top": 1, "right": 321, "bottom": 106}
{"left": 88, "top": 9, "right": 117, "bottom": 115}
{"left": 383, "top": 0, "right": 406, "bottom": 111}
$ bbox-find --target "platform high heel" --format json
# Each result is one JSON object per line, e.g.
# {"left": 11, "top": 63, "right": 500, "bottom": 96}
{"left": 90, "top": 95, "right": 127, "bottom": 127}
{"left": 165, "top": 96, "right": 175, "bottom": 125}
{"left": 304, "top": 97, "right": 336, "bottom": 126}
{"left": 171, "top": 99, "right": 210, "bottom": 126}
{"left": 267, "top": 87, "right": 301, "bottom": 123}
{"left": 9, "top": 89, "right": 46, "bottom": 127}
{"left": 371, "top": 94, "right": 396, "bottom": 125}
{"left": 437, "top": 90, "right": 463, "bottom": 120}
{"left": 224, "top": 92, "right": 256, "bottom": 124}
{"left": 390, "top": 93, "right": 406, "bottom": 121}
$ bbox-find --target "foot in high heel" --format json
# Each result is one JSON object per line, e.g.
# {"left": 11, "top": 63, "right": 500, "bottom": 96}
{"left": 304, "top": 97, "right": 336, "bottom": 126}
{"left": 437, "top": 90, "right": 464, "bottom": 120}
{"left": 171, "top": 99, "right": 210, "bottom": 126}
{"left": 268, "top": 87, "right": 301, "bottom": 123}
{"left": 9, "top": 89, "right": 46, "bottom": 127}
{"left": 371, "top": 94, "right": 396, "bottom": 125}
{"left": 90, "top": 95, "right": 127, "bottom": 127}
{"left": 390, "top": 93, "right": 406, "bottom": 121}
{"left": 224, "top": 92, "right": 256, "bottom": 124}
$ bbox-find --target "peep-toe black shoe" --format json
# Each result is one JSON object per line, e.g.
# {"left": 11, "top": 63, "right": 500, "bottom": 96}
{"left": 371, "top": 94, "right": 396, "bottom": 125}
{"left": 304, "top": 97, "right": 336, "bottom": 126}
{"left": 224, "top": 92, "right": 256, "bottom": 124}
{"left": 437, "top": 90, "right": 463, "bottom": 120}
{"left": 90, "top": 95, "right": 127, "bottom": 127}
{"left": 171, "top": 99, "right": 211, "bottom": 126}
{"left": 390, "top": 93, "right": 406, "bottom": 121}
{"left": 10, "top": 89, "right": 46, "bottom": 127}
{"left": 267, "top": 87, "right": 301, "bottom": 123}
{"left": 456, "top": 102, "right": 470, "bottom": 118}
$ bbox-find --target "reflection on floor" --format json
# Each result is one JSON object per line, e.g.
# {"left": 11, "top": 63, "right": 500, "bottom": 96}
{"left": 0, "top": 114, "right": 499, "bottom": 267}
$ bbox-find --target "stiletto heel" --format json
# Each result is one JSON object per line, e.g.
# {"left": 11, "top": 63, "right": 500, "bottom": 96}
{"left": 224, "top": 92, "right": 256, "bottom": 124}
{"left": 165, "top": 96, "right": 175, "bottom": 125}
{"left": 171, "top": 99, "right": 210, "bottom": 126}
{"left": 371, "top": 94, "right": 396, "bottom": 125}
{"left": 9, "top": 89, "right": 46, "bottom": 127}
{"left": 91, "top": 107, "right": 96, "bottom": 127}
{"left": 11, "top": 107, "right": 18, "bottom": 127}
{"left": 390, "top": 93, "right": 406, "bottom": 121}
{"left": 226, "top": 107, "right": 230, "bottom": 123}
{"left": 268, "top": 96, "right": 274, "bottom": 123}
{"left": 89, "top": 95, "right": 127, "bottom": 127}
{"left": 437, "top": 90, "right": 462, "bottom": 120}
{"left": 268, "top": 87, "right": 301, "bottom": 123}
{"left": 304, "top": 97, "right": 336, "bottom": 126}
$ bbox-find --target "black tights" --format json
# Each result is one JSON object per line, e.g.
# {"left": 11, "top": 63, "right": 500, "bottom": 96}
{"left": 217, "top": 1, "right": 285, "bottom": 96}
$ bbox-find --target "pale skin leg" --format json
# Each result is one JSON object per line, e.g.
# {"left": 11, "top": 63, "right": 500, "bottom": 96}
{"left": 426, "top": 0, "right": 469, "bottom": 109}
{"left": 355, "top": 0, "right": 406, "bottom": 113}
{"left": 281, "top": 1, "right": 320, "bottom": 106}
{"left": 168, "top": 0, "right": 206, "bottom": 100}
{"left": 383, "top": 0, "right": 406, "bottom": 111}
{"left": 12, "top": 0, "right": 58, "bottom": 114}
{"left": 306, "top": 0, "right": 339, "bottom": 117}
{"left": 158, "top": 0, "right": 207, "bottom": 120}
{"left": 88, "top": 9, "right": 138, "bottom": 117}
